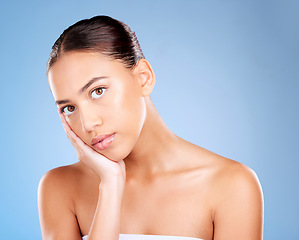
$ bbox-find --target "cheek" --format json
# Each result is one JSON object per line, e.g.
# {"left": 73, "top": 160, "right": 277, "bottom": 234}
{"left": 107, "top": 98, "right": 146, "bottom": 161}
{"left": 67, "top": 117, "right": 89, "bottom": 144}
{"left": 111, "top": 84, "right": 146, "bottom": 132}
{"left": 127, "top": 98, "right": 146, "bottom": 131}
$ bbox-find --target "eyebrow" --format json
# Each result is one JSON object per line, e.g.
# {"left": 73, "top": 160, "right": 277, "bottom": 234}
{"left": 55, "top": 99, "right": 71, "bottom": 105}
{"left": 79, "top": 76, "right": 107, "bottom": 94}
{"left": 55, "top": 76, "right": 107, "bottom": 105}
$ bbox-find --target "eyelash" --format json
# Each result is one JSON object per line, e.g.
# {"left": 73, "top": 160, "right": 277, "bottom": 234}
{"left": 59, "top": 87, "right": 107, "bottom": 115}
{"left": 91, "top": 86, "right": 106, "bottom": 99}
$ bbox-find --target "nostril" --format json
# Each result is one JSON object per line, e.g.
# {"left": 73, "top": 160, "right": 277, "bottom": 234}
{"left": 79, "top": 107, "right": 103, "bottom": 132}
{"left": 80, "top": 117, "right": 103, "bottom": 132}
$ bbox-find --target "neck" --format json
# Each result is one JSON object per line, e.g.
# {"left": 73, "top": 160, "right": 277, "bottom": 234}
{"left": 124, "top": 98, "right": 180, "bottom": 180}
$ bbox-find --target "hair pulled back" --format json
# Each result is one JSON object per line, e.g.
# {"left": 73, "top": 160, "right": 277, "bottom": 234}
{"left": 47, "top": 15, "right": 145, "bottom": 72}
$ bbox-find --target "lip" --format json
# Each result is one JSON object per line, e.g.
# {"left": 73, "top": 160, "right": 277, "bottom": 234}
{"left": 91, "top": 133, "right": 115, "bottom": 146}
{"left": 91, "top": 133, "right": 116, "bottom": 151}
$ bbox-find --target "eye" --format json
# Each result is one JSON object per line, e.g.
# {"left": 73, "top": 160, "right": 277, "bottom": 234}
{"left": 61, "top": 105, "right": 76, "bottom": 116}
{"left": 91, "top": 87, "right": 106, "bottom": 99}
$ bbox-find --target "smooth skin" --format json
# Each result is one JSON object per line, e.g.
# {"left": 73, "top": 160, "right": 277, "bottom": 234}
{"left": 38, "top": 51, "right": 264, "bottom": 240}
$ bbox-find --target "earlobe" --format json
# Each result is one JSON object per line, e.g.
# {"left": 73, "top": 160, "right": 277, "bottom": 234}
{"left": 135, "top": 59, "right": 155, "bottom": 97}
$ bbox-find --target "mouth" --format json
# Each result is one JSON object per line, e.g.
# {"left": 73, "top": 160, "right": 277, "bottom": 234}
{"left": 91, "top": 133, "right": 115, "bottom": 151}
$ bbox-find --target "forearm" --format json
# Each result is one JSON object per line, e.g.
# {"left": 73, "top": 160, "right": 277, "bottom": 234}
{"left": 87, "top": 177, "right": 125, "bottom": 240}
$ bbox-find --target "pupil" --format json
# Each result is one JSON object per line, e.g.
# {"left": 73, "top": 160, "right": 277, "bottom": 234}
{"left": 97, "top": 89, "right": 102, "bottom": 94}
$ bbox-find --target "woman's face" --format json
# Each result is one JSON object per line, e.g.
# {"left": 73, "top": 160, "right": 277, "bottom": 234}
{"left": 48, "top": 51, "right": 147, "bottom": 161}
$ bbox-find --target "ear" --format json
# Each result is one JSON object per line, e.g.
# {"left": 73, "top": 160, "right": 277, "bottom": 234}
{"left": 134, "top": 59, "right": 155, "bottom": 97}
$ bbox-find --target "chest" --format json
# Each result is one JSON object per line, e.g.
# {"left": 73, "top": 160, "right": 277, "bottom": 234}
{"left": 123, "top": 179, "right": 212, "bottom": 235}
{"left": 75, "top": 176, "right": 213, "bottom": 239}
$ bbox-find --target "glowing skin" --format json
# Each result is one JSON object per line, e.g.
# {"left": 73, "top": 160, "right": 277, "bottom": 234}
{"left": 42, "top": 50, "right": 263, "bottom": 240}
{"left": 48, "top": 51, "right": 147, "bottom": 162}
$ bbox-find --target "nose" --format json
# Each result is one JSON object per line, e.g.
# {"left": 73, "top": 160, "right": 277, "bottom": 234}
{"left": 79, "top": 105, "right": 103, "bottom": 132}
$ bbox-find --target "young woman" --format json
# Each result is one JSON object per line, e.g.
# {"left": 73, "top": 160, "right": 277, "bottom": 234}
{"left": 38, "top": 15, "right": 264, "bottom": 240}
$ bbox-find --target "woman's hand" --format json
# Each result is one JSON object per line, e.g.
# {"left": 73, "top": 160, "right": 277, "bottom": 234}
{"left": 58, "top": 112, "right": 126, "bottom": 184}
{"left": 57, "top": 112, "right": 126, "bottom": 240}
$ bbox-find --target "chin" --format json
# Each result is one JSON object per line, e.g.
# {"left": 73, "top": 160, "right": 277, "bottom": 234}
{"left": 92, "top": 134, "right": 137, "bottom": 162}
{"left": 97, "top": 149, "right": 130, "bottom": 163}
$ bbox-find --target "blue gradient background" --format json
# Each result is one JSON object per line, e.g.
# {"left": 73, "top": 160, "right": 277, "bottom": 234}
{"left": 0, "top": 0, "right": 298, "bottom": 239}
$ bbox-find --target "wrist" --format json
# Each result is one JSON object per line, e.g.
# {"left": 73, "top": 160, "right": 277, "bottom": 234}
{"left": 99, "top": 176, "right": 125, "bottom": 190}
{"left": 98, "top": 178, "right": 125, "bottom": 207}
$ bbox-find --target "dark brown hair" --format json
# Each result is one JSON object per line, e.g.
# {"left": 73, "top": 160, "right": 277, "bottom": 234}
{"left": 47, "top": 15, "right": 144, "bottom": 72}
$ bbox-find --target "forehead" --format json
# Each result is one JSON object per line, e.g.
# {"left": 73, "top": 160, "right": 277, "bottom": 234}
{"left": 48, "top": 51, "right": 131, "bottom": 98}
{"left": 49, "top": 51, "right": 117, "bottom": 84}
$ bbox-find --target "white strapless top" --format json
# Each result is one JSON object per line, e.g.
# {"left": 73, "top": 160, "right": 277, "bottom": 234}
{"left": 82, "top": 234, "right": 204, "bottom": 239}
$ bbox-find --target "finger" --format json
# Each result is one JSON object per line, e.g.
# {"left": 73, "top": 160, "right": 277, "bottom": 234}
{"left": 57, "top": 112, "right": 111, "bottom": 162}
{"left": 58, "top": 112, "right": 87, "bottom": 149}
{"left": 119, "top": 160, "right": 126, "bottom": 174}
{"left": 58, "top": 111, "right": 71, "bottom": 132}
{"left": 58, "top": 112, "right": 74, "bottom": 139}
{"left": 58, "top": 113, "right": 78, "bottom": 141}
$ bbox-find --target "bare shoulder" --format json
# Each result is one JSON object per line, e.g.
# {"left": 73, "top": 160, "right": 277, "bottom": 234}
{"left": 194, "top": 147, "right": 262, "bottom": 193}
{"left": 38, "top": 162, "right": 84, "bottom": 202}
{"left": 39, "top": 162, "right": 82, "bottom": 189}
{"left": 197, "top": 148, "right": 264, "bottom": 239}
{"left": 38, "top": 161, "right": 98, "bottom": 205}
{"left": 208, "top": 152, "right": 263, "bottom": 201}
{"left": 181, "top": 141, "right": 262, "bottom": 194}
{"left": 196, "top": 147, "right": 262, "bottom": 196}
{"left": 38, "top": 162, "right": 84, "bottom": 239}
